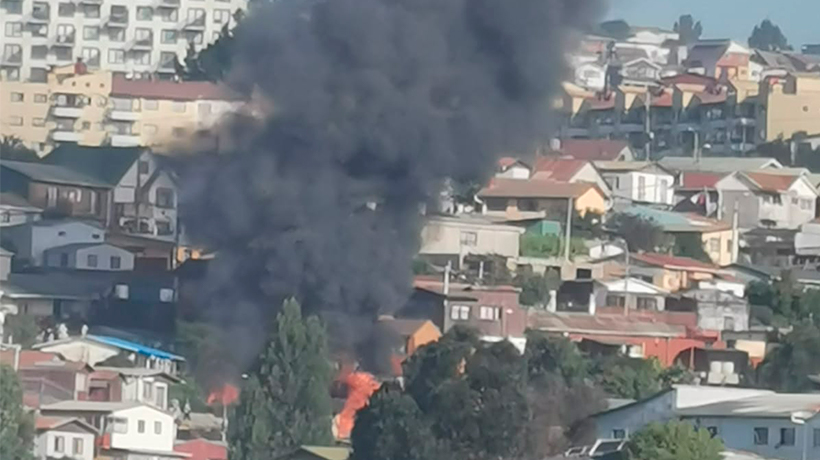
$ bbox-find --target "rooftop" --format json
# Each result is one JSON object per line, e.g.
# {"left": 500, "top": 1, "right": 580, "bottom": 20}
{"left": 296, "top": 446, "right": 352, "bottom": 460}
{"left": 619, "top": 205, "right": 730, "bottom": 233}
{"left": 1, "top": 160, "right": 112, "bottom": 188}
{"left": 40, "top": 400, "right": 142, "bottom": 413}
{"left": 528, "top": 311, "right": 686, "bottom": 337}
{"left": 478, "top": 178, "right": 601, "bottom": 199}
{"left": 559, "top": 139, "right": 630, "bottom": 161}
{"left": 43, "top": 145, "right": 144, "bottom": 187}
{"left": 631, "top": 252, "right": 720, "bottom": 272}
{"left": 94, "top": 366, "right": 182, "bottom": 382}
{"left": 680, "top": 172, "right": 725, "bottom": 190}
{"left": 678, "top": 393, "right": 820, "bottom": 419}
{"left": 532, "top": 158, "right": 589, "bottom": 181}
{"left": 0, "top": 192, "right": 41, "bottom": 211}
{"left": 35, "top": 416, "right": 97, "bottom": 433}
{"left": 377, "top": 318, "right": 439, "bottom": 337}
{"left": 88, "top": 335, "right": 185, "bottom": 361}
{"left": 0, "top": 350, "right": 90, "bottom": 371}
{"left": 743, "top": 171, "right": 801, "bottom": 193}
{"left": 659, "top": 156, "right": 782, "bottom": 173}
{"left": 111, "top": 75, "right": 242, "bottom": 102}
{"left": 174, "top": 439, "right": 227, "bottom": 460}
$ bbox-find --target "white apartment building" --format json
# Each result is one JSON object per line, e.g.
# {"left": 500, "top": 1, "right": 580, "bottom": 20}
{"left": 0, "top": 0, "right": 247, "bottom": 82}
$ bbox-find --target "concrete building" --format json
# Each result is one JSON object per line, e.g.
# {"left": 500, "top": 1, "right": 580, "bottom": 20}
{"left": 36, "top": 335, "right": 185, "bottom": 375}
{"left": 92, "top": 367, "right": 179, "bottom": 410}
{"left": 1, "top": 219, "right": 106, "bottom": 266}
{"left": 594, "top": 161, "right": 674, "bottom": 207}
{"left": 594, "top": 277, "right": 668, "bottom": 313}
{"left": 34, "top": 416, "right": 97, "bottom": 460}
{"left": 667, "top": 288, "right": 750, "bottom": 332}
{"left": 418, "top": 215, "right": 524, "bottom": 269}
{"left": 0, "top": 0, "right": 247, "bottom": 82}
{"left": 716, "top": 171, "right": 818, "bottom": 230}
{"left": 0, "top": 192, "right": 42, "bottom": 226}
{"left": 759, "top": 74, "right": 820, "bottom": 142}
{"left": 43, "top": 242, "right": 135, "bottom": 270}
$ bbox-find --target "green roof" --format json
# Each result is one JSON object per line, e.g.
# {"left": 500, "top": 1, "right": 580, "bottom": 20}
{"left": 43, "top": 145, "right": 145, "bottom": 186}
{"left": 298, "top": 446, "right": 351, "bottom": 460}
{"left": 1, "top": 160, "right": 112, "bottom": 188}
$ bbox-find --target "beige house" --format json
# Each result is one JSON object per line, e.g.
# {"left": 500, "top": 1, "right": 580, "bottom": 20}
{"left": 419, "top": 215, "right": 524, "bottom": 267}
{"left": 0, "top": 66, "right": 240, "bottom": 153}
{"left": 477, "top": 178, "right": 608, "bottom": 220}
{"left": 759, "top": 73, "right": 820, "bottom": 142}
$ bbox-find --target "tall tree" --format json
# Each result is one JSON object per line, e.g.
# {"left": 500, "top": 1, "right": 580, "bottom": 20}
{"left": 748, "top": 19, "right": 792, "bottom": 52}
{"left": 673, "top": 233, "right": 711, "bottom": 263}
{"left": 625, "top": 421, "right": 723, "bottom": 460}
{"left": 0, "top": 365, "right": 34, "bottom": 460}
{"left": 673, "top": 15, "right": 703, "bottom": 45}
{"left": 228, "top": 298, "right": 333, "bottom": 460}
{"left": 607, "top": 213, "right": 669, "bottom": 253}
{"left": 757, "top": 322, "right": 820, "bottom": 392}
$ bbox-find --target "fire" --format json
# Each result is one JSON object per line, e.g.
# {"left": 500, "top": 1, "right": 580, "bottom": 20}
{"left": 333, "top": 371, "right": 380, "bottom": 439}
{"left": 206, "top": 383, "right": 240, "bottom": 406}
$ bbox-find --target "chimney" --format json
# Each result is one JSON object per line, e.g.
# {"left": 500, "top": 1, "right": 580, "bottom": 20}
{"left": 74, "top": 57, "right": 87, "bottom": 75}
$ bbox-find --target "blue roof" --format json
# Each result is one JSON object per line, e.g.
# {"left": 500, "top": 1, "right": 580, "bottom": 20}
{"left": 88, "top": 335, "right": 185, "bottom": 361}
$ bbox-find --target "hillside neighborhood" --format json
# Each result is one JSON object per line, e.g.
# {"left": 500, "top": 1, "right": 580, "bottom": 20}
{"left": 6, "top": 2, "right": 820, "bottom": 460}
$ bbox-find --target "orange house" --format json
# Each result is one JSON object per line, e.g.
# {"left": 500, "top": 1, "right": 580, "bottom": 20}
{"left": 377, "top": 317, "right": 442, "bottom": 368}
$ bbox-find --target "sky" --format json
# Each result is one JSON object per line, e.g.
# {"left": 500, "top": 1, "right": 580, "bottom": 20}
{"left": 605, "top": 0, "right": 820, "bottom": 49}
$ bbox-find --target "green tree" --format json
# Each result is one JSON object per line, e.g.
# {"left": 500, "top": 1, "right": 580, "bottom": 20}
{"left": 0, "top": 365, "right": 34, "bottom": 460}
{"left": 0, "top": 136, "right": 39, "bottom": 162}
{"left": 598, "top": 20, "right": 632, "bottom": 40}
{"left": 228, "top": 298, "right": 333, "bottom": 460}
{"left": 5, "top": 315, "right": 38, "bottom": 347}
{"left": 595, "top": 356, "right": 662, "bottom": 400}
{"left": 525, "top": 331, "right": 591, "bottom": 384}
{"left": 625, "top": 421, "right": 723, "bottom": 460}
{"left": 520, "top": 234, "right": 587, "bottom": 259}
{"left": 673, "top": 15, "right": 703, "bottom": 45}
{"left": 607, "top": 213, "right": 669, "bottom": 253}
{"left": 673, "top": 233, "right": 711, "bottom": 263}
{"left": 351, "top": 387, "right": 443, "bottom": 460}
{"left": 757, "top": 322, "right": 820, "bottom": 392}
{"left": 748, "top": 19, "right": 792, "bottom": 52}
{"left": 514, "top": 268, "right": 560, "bottom": 307}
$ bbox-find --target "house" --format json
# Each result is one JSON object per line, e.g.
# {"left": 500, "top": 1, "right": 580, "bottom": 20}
{"left": 630, "top": 253, "right": 724, "bottom": 292}
{"left": 527, "top": 312, "right": 713, "bottom": 367}
{"left": 375, "top": 317, "right": 441, "bottom": 361}
{"left": 0, "top": 350, "right": 94, "bottom": 406}
{"left": 1, "top": 219, "right": 106, "bottom": 266}
{"left": 686, "top": 40, "right": 752, "bottom": 81}
{"left": 659, "top": 157, "right": 783, "bottom": 174}
{"left": 39, "top": 401, "right": 186, "bottom": 460}
{"left": 418, "top": 214, "right": 524, "bottom": 269}
{"left": 740, "top": 228, "right": 797, "bottom": 268}
{"left": 43, "top": 146, "right": 179, "bottom": 241}
{"left": 666, "top": 289, "right": 750, "bottom": 332}
{"left": 43, "top": 243, "right": 135, "bottom": 271}
{"left": 673, "top": 171, "right": 725, "bottom": 218}
{"left": 759, "top": 73, "right": 820, "bottom": 142}
{"left": 673, "top": 347, "right": 749, "bottom": 386}
{"left": 574, "top": 62, "right": 606, "bottom": 91}
{"left": 34, "top": 416, "right": 97, "bottom": 460}
{"left": 532, "top": 158, "right": 612, "bottom": 197}
{"left": 403, "top": 279, "right": 527, "bottom": 351}
{"left": 795, "top": 219, "right": 820, "bottom": 257}
{"left": 0, "top": 192, "right": 42, "bottom": 227}
{"left": 716, "top": 171, "right": 818, "bottom": 229}
{"left": 0, "top": 272, "right": 113, "bottom": 324}
{"left": 174, "top": 439, "right": 227, "bottom": 460}
{"left": 619, "top": 206, "right": 735, "bottom": 266}
{"left": 592, "top": 385, "right": 773, "bottom": 440}
{"left": 556, "top": 139, "right": 635, "bottom": 161}
{"left": 35, "top": 335, "right": 185, "bottom": 375}
{"left": 678, "top": 393, "right": 820, "bottom": 460}
{"left": 593, "top": 161, "right": 674, "bottom": 207}
{"left": 477, "top": 178, "right": 608, "bottom": 221}
{"left": 496, "top": 157, "right": 532, "bottom": 179}
{"left": 593, "top": 277, "right": 668, "bottom": 313}
{"left": 621, "top": 58, "right": 662, "bottom": 82}
{"left": 91, "top": 367, "right": 180, "bottom": 410}
{"left": 0, "top": 160, "right": 112, "bottom": 223}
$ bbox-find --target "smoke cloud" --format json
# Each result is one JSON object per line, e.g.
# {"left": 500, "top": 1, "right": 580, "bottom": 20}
{"left": 181, "top": 0, "right": 602, "bottom": 373}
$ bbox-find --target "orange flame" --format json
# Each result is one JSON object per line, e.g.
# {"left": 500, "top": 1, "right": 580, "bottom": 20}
{"left": 333, "top": 371, "right": 380, "bottom": 439}
{"left": 206, "top": 383, "right": 240, "bottom": 406}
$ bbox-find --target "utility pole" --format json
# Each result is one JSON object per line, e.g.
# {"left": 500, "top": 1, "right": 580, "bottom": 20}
{"left": 644, "top": 90, "right": 651, "bottom": 160}
{"left": 694, "top": 130, "right": 700, "bottom": 164}
{"left": 731, "top": 200, "right": 740, "bottom": 264}
{"left": 564, "top": 198, "right": 573, "bottom": 261}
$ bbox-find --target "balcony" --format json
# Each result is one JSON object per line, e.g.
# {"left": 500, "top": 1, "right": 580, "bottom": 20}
{"left": 155, "top": 0, "right": 180, "bottom": 7}
{"left": 110, "top": 134, "right": 141, "bottom": 147}
{"left": 77, "top": 0, "right": 103, "bottom": 3}
{"left": 25, "top": 11, "right": 49, "bottom": 24}
{"left": 52, "top": 130, "right": 82, "bottom": 142}
{"left": 50, "top": 33, "right": 75, "bottom": 47}
{"left": 103, "top": 14, "right": 128, "bottom": 27}
{"left": 52, "top": 106, "right": 83, "bottom": 118}
{"left": 108, "top": 110, "right": 140, "bottom": 121}
{"left": 1, "top": 52, "right": 22, "bottom": 66}
{"left": 181, "top": 16, "right": 206, "bottom": 30}
{"left": 127, "top": 37, "right": 153, "bottom": 51}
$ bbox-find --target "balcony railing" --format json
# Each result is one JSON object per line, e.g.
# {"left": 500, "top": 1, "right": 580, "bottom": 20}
{"left": 25, "top": 10, "right": 49, "bottom": 23}
{"left": 181, "top": 16, "right": 205, "bottom": 29}
{"left": 104, "top": 13, "right": 128, "bottom": 26}
{"left": 51, "top": 33, "right": 75, "bottom": 46}
{"left": 156, "top": 0, "right": 180, "bottom": 6}
{"left": 128, "top": 37, "right": 153, "bottom": 50}
{"left": 1, "top": 52, "right": 22, "bottom": 65}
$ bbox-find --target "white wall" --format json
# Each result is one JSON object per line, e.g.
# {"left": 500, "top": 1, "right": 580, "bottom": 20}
{"left": 114, "top": 152, "right": 157, "bottom": 204}
{"left": 605, "top": 171, "right": 674, "bottom": 205}
{"left": 31, "top": 222, "right": 104, "bottom": 265}
{"left": 698, "top": 280, "right": 745, "bottom": 298}
{"left": 35, "top": 429, "right": 95, "bottom": 460}
{"left": 496, "top": 165, "right": 531, "bottom": 180}
{"left": 419, "top": 218, "right": 523, "bottom": 260}
{"left": 38, "top": 340, "right": 118, "bottom": 366}
{"left": 684, "top": 416, "right": 820, "bottom": 460}
{"left": 75, "top": 245, "right": 135, "bottom": 271}
{"left": 0, "top": 205, "right": 41, "bottom": 227}
{"left": 109, "top": 406, "right": 176, "bottom": 453}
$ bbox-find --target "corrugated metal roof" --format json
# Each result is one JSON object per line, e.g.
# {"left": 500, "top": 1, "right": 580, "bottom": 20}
{"left": 678, "top": 394, "right": 820, "bottom": 418}
{"left": 528, "top": 311, "right": 686, "bottom": 337}
{"left": 478, "top": 178, "right": 600, "bottom": 199}
{"left": 40, "top": 400, "right": 142, "bottom": 412}
{"left": 1, "top": 160, "right": 112, "bottom": 188}
{"left": 89, "top": 335, "right": 184, "bottom": 361}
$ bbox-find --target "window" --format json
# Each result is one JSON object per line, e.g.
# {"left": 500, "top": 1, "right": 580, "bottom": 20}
{"left": 156, "top": 187, "right": 175, "bottom": 208}
{"left": 83, "top": 26, "right": 99, "bottom": 40}
{"left": 108, "top": 28, "right": 125, "bottom": 42}
{"left": 173, "top": 102, "right": 186, "bottom": 113}
{"left": 637, "top": 175, "right": 647, "bottom": 201}
{"left": 636, "top": 297, "right": 657, "bottom": 310}
{"left": 154, "top": 421, "right": 162, "bottom": 434}
{"left": 108, "top": 49, "right": 125, "bottom": 64}
{"left": 612, "top": 429, "right": 626, "bottom": 440}
{"left": 86, "top": 254, "right": 98, "bottom": 268}
{"left": 81, "top": 121, "right": 91, "bottom": 130}
{"left": 33, "top": 118, "right": 45, "bottom": 127}
{"left": 185, "top": 30, "right": 203, "bottom": 44}
{"left": 709, "top": 239, "right": 719, "bottom": 253}
{"left": 187, "top": 8, "right": 205, "bottom": 25}
{"left": 31, "top": 46, "right": 48, "bottom": 60}
{"left": 109, "top": 5, "right": 128, "bottom": 23}
{"left": 802, "top": 198, "right": 814, "bottom": 211}
{"left": 450, "top": 305, "right": 470, "bottom": 321}
{"left": 198, "top": 102, "right": 212, "bottom": 115}
{"left": 10, "top": 92, "right": 23, "bottom": 102}
{"left": 8, "top": 116, "right": 22, "bottom": 126}
{"left": 172, "top": 127, "right": 186, "bottom": 137}
{"left": 137, "top": 6, "right": 153, "bottom": 20}
{"left": 606, "top": 295, "right": 625, "bottom": 307}
{"left": 109, "top": 417, "right": 127, "bottom": 433}
{"left": 792, "top": 197, "right": 799, "bottom": 205}
{"left": 726, "top": 239, "right": 732, "bottom": 253}
{"left": 58, "top": 2, "right": 74, "bottom": 16}
{"left": 780, "top": 427, "right": 795, "bottom": 446}
{"left": 111, "top": 256, "right": 121, "bottom": 269}
{"left": 53, "top": 46, "right": 73, "bottom": 62}
{"left": 135, "top": 27, "right": 153, "bottom": 45}
{"left": 3, "top": 0, "right": 23, "bottom": 14}
{"left": 724, "top": 316, "right": 735, "bottom": 331}
{"left": 72, "top": 438, "right": 83, "bottom": 456}
{"left": 82, "top": 48, "right": 100, "bottom": 67}
{"left": 813, "top": 428, "right": 820, "bottom": 447}
{"left": 82, "top": 4, "right": 99, "bottom": 18}
{"left": 161, "top": 29, "right": 178, "bottom": 44}
{"left": 138, "top": 160, "right": 150, "bottom": 174}
{"left": 479, "top": 306, "right": 500, "bottom": 321}
{"left": 161, "top": 8, "right": 178, "bottom": 22}
{"left": 56, "top": 24, "right": 75, "bottom": 41}
{"left": 156, "top": 385, "right": 167, "bottom": 409}
{"left": 4, "top": 68, "right": 19, "bottom": 81}
{"left": 3, "top": 44, "right": 22, "bottom": 62}
{"left": 460, "top": 231, "right": 477, "bottom": 247}
{"left": 5, "top": 22, "right": 22, "bottom": 37}
{"left": 47, "top": 187, "right": 58, "bottom": 207}
{"left": 1, "top": 212, "right": 9, "bottom": 223}
{"left": 214, "top": 9, "right": 230, "bottom": 24}
{"left": 754, "top": 427, "right": 769, "bottom": 445}
{"left": 32, "top": 1, "right": 49, "bottom": 19}
{"left": 54, "top": 435, "right": 65, "bottom": 453}
{"left": 134, "top": 51, "right": 151, "bottom": 65}
{"left": 144, "top": 381, "right": 153, "bottom": 399}
{"left": 137, "top": 420, "right": 146, "bottom": 434}
{"left": 144, "top": 124, "right": 158, "bottom": 135}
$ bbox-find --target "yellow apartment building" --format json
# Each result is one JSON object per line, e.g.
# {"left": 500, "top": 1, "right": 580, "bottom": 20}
{"left": 0, "top": 65, "right": 240, "bottom": 154}
{"left": 759, "top": 73, "right": 820, "bottom": 141}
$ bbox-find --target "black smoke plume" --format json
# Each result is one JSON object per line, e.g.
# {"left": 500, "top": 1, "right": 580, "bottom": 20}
{"left": 180, "top": 0, "right": 602, "bottom": 375}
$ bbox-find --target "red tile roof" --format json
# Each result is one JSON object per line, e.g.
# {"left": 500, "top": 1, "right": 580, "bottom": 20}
{"left": 661, "top": 73, "right": 718, "bottom": 87}
{"left": 744, "top": 172, "right": 799, "bottom": 193}
{"left": 478, "top": 178, "right": 600, "bottom": 199}
{"left": 559, "top": 139, "right": 630, "bottom": 161}
{"left": 111, "top": 75, "right": 242, "bottom": 101}
{"left": 35, "top": 416, "right": 93, "bottom": 432}
{"left": 175, "top": 439, "right": 228, "bottom": 460}
{"left": 681, "top": 172, "right": 724, "bottom": 189}
{"left": 532, "top": 158, "right": 589, "bottom": 181}
{"left": 585, "top": 97, "right": 616, "bottom": 110}
{"left": 694, "top": 91, "right": 728, "bottom": 105}
{"left": 632, "top": 252, "right": 718, "bottom": 271}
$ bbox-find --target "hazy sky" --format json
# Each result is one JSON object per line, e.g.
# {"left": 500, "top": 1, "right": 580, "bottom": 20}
{"left": 605, "top": 0, "right": 820, "bottom": 49}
